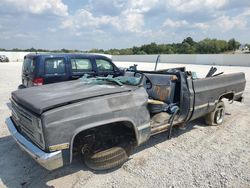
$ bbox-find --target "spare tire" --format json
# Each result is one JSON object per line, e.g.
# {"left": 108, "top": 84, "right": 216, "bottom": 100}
{"left": 84, "top": 146, "right": 129, "bottom": 171}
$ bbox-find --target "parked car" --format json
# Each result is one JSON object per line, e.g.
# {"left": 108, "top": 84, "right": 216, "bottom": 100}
{"left": 18, "top": 53, "right": 124, "bottom": 89}
{"left": 6, "top": 66, "right": 245, "bottom": 171}
{"left": 0, "top": 55, "right": 9, "bottom": 62}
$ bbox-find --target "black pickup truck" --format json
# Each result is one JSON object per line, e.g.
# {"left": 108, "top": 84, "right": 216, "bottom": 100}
{"left": 6, "top": 66, "right": 246, "bottom": 171}
{"left": 18, "top": 53, "right": 123, "bottom": 88}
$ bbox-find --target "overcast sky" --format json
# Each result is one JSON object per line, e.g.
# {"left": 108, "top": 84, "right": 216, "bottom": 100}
{"left": 0, "top": 0, "right": 250, "bottom": 50}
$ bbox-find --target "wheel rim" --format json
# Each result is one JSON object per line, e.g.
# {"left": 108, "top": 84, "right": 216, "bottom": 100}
{"left": 215, "top": 107, "right": 224, "bottom": 124}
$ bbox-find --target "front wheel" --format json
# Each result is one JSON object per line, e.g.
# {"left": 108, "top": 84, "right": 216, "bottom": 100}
{"left": 205, "top": 101, "right": 225, "bottom": 126}
{"left": 83, "top": 146, "right": 129, "bottom": 171}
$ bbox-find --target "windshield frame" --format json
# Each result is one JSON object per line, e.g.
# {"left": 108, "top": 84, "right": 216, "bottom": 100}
{"left": 79, "top": 74, "right": 144, "bottom": 87}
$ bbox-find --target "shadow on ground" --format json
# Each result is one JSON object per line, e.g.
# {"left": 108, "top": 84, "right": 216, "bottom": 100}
{"left": 0, "top": 118, "right": 205, "bottom": 188}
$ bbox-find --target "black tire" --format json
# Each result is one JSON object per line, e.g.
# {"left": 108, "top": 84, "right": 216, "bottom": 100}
{"left": 205, "top": 101, "right": 225, "bottom": 126}
{"left": 18, "top": 84, "right": 26, "bottom": 89}
{"left": 84, "top": 146, "right": 129, "bottom": 171}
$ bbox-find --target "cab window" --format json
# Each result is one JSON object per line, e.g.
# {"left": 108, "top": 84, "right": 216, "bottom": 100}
{"left": 71, "top": 58, "right": 92, "bottom": 73}
{"left": 23, "top": 58, "right": 35, "bottom": 73}
{"left": 96, "top": 59, "right": 114, "bottom": 71}
{"left": 45, "top": 58, "right": 66, "bottom": 75}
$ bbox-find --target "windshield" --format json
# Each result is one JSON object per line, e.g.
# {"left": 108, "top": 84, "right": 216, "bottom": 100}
{"left": 80, "top": 75, "right": 141, "bottom": 86}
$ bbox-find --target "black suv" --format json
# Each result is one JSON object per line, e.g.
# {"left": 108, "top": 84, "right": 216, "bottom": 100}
{"left": 18, "top": 53, "right": 124, "bottom": 88}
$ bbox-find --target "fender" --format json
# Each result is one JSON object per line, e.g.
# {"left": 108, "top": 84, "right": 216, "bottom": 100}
{"left": 69, "top": 117, "right": 151, "bottom": 163}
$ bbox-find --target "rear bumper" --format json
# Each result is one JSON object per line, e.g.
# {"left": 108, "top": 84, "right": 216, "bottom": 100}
{"left": 5, "top": 118, "right": 63, "bottom": 170}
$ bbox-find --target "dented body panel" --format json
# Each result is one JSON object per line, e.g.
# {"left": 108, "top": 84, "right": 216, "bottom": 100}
{"left": 42, "top": 86, "right": 150, "bottom": 151}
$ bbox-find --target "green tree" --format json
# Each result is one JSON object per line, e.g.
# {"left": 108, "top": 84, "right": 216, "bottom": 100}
{"left": 89, "top": 48, "right": 105, "bottom": 53}
{"left": 132, "top": 46, "right": 140, "bottom": 54}
{"left": 196, "top": 38, "right": 230, "bottom": 54}
{"left": 179, "top": 42, "right": 196, "bottom": 54}
{"left": 61, "top": 48, "right": 70, "bottom": 53}
{"left": 182, "top": 37, "right": 196, "bottom": 46}
{"left": 228, "top": 38, "right": 240, "bottom": 51}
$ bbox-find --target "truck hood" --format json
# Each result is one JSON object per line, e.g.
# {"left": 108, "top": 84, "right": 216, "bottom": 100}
{"left": 12, "top": 80, "right": 133, "bottom": 115}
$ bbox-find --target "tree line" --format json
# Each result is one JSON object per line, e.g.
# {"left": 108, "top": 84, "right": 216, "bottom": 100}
{"left": 90, "top": 37, "right": 241, "bottom": 55}
{"left": 0, "top": 37, "right": 246, "bottom": 55}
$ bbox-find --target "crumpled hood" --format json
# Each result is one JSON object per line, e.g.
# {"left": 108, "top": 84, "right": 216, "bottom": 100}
{"left": 12, "top": 80, "right": 133, "bottom": 115}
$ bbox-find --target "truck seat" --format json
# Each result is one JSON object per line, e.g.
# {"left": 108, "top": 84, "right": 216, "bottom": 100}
{"left": 144, "top": 73, "right": 176, "bottom": 104}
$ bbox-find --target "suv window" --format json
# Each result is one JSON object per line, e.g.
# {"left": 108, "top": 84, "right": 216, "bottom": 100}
{"left": 71, "top": 58, "right": 92, "bottom": 73}
{"left": 96, "top": 59, "right": 114, "bottom": 71}
{"left": 45, "top": 58, "right": 66, "bottom": 75}
{"left": 23, "top": 58, "right": 35, "bottom": 73}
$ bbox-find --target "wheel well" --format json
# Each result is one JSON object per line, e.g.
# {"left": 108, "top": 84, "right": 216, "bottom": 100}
{"left": 219, "top": 92, "right": 234, "bottom": 101}
{"left": 72, "top": 121, "right": 137, "bottom": 157}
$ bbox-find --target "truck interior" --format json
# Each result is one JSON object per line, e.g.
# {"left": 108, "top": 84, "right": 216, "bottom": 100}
{"left": 124, "top": 69, "right": 182, "bottom": 138}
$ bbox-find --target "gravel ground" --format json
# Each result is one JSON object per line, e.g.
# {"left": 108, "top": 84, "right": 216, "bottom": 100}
{"left": 0, "top": 61, "right": 249, "bottom": 188}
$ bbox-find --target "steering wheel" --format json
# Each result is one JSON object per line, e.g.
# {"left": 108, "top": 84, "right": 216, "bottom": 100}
{"left": 134, "top": 72, "right": 142, "bottom": 78}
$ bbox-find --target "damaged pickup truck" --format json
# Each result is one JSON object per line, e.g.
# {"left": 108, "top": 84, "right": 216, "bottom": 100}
{"left": 6, "top": 67, "right": 246, "bottom": 171}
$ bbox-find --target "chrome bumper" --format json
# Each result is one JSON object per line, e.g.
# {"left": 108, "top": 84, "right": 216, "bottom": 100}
{"left": 5, "top": 118, "right": 63, "bottom": 170}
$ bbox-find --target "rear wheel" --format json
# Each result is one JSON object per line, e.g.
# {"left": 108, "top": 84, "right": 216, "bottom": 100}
{"left": 205, "top": 101, "right": 225, "bottom": 126}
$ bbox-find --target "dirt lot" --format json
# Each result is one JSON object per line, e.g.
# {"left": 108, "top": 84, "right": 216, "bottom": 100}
{"left": 0, "top": 62, "right": 249, "bottom": 188}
